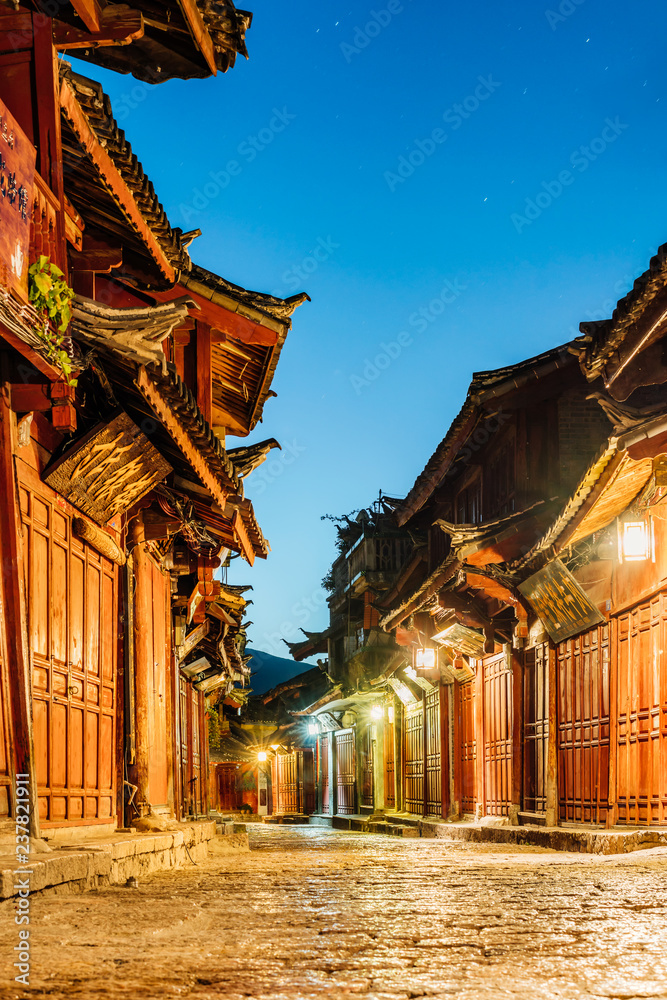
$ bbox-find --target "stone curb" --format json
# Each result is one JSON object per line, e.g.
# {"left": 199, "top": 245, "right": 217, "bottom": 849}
{"left": 308, "top": 815, "right": 667, "bottom": 854}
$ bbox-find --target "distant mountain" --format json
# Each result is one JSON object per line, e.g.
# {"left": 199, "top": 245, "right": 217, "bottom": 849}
{"left": 246, "top": 648, "right": 316, "bottom": 696}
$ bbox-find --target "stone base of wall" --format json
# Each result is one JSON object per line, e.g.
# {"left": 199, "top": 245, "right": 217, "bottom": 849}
{"left": 0, "top": 820, "right": 220, "bottom": 899}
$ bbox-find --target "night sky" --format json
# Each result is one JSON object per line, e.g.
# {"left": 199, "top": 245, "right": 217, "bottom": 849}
{"left": 72, "top": 0, "right": 667, "bottom": 660}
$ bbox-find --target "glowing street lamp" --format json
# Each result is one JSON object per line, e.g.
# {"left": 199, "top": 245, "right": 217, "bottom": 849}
{"left": 370, "top": 704, "right": 383, "bottom": 721}
{"left": 619, "top": 517, "right": 653, "bottom": 563}
{"left": 415, "top": 647, "right": 436, "bottom": 669}
{"left": 257, "top": 751, "right": 267, "bottom": 762}
{"left": 308, "top": 721, "right": 318, "bottom": 735}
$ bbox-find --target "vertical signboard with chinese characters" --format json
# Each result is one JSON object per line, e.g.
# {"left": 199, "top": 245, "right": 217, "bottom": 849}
{"left": 0, "top": 98, "right": 35, "bottom": 296}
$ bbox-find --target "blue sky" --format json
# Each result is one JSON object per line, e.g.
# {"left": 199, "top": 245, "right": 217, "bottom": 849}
{"left": 74, "top": 0, "right": 667, "bottom": 661}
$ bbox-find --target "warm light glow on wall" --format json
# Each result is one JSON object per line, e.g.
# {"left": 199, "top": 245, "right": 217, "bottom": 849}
{"left": 387, "top": 705, "right": 395, "bottom": 723}
{"left": 370, "top": 705, "right": 383, "bottom": 721}
{"left": 415, "top": 647, "right": 436, "bottom": 669}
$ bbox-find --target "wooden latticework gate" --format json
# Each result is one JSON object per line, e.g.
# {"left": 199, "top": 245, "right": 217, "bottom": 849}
{"left": 557, "top": 625, "right": 610, "bottom": 824}
{"left": 459, "top": 679, "right": 476, "bottom": 814}
{"left": 20, "top": 471, "right": 117, "bottom": 828}
{"left": 482, "top": 652, "right": 512, "bottom": 817}
{"left": 404, "top": 701, "right": 424, "bottom": 815}
{"left": 275, "top": 752, "right": 298, "bottom": 814}
{"left": 336, "top": 730, "right": 355, "bottom": 814}
{"left": 524, "top": 642, "right": 549, "bottom": 814}
{"left": 617, "top": 593, "right": 667, "bottom": 826}
{"left": 320, "top": 735, "right": 330, "bottom": 814}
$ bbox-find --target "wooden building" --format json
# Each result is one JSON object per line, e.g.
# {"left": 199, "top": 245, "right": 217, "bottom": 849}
{"left": 0, "top": 2, "right": 307, "bottom": 838}
{"left": 303, "top": 282, "right": 667, "bottom": 831}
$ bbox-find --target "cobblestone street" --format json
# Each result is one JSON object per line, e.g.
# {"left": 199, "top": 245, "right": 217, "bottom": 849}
{"left": 2, "top": 826, "right": 667, "bottom": 1000}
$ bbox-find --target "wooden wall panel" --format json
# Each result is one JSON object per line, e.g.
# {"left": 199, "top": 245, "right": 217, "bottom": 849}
{"left": 482, "top": 652, "right": 513, "bottom": 817}
{"left": 19, "top": 471, "right": 117, "bottom": 826}
{"left": 557, "top": 625, "right": 610, "bottom": 824}
{"left": 524, "top": 642, "right": 549, "bottom": 814}
{"left": 425, "top": 689, "right": 442, "bottom": 817}
{"left": 459, "top": 679, "right": 477, "bottom": 814}
{"left": 147, "top": 560, "right": 170, "bottom": 809}
{"left": 616, "top": 592, "right": 667, "bottom": 826}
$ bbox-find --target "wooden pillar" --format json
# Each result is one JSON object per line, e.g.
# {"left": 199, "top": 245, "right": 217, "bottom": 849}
{"left": 546, "top": 642, "right": 559, "bottom": 827}
{"left": 32, "top": 14, "right": 66, "bottom": 272}
{"left": 474, "top": 659, "right": 485, "bottom": 818}
{"left": 0, "top": 390, "right": 38, "bottom": 837}
{"left": 129, "top": 523, "right": 151, "bottom": 814}
{"left": 330, "top": 731, "right": 338, "bottom": 816}
{"left": 510, "top": 646, "right": 523, "bottom": 825}
{"left": 452, "top": 680, "right": 462, "bottom": 818}
{"left": 374, "top": 711, "right": 385, "bottom": 814}
{"left": 196, "top": 322, "right": 212, "bottom": 424}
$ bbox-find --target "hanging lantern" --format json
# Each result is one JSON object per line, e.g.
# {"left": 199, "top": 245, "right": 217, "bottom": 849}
{"left": 370, "top": 704, "right": 383, "bottom": 721}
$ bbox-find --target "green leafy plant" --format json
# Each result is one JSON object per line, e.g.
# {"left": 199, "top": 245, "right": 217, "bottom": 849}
{"left": 28, "top": 256, "right": 77, "bottom": 386}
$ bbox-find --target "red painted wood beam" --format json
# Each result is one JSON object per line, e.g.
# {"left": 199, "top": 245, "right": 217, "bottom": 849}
{"left": 70, "top": 0, "right": 102, "bottom": 33}
{"left": 0, "top": 389, "right": 38, "bottom": 837}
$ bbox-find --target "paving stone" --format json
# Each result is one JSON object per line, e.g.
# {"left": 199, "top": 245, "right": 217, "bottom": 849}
{"left": 1, "top": 826, "right": 667, "bottom": 999}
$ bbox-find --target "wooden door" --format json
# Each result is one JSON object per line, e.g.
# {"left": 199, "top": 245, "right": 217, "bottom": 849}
{"left": 190, "top": 686, "right": 203, "bottom": 816}
{"left": 459, "top": 679, "right": 477, "bottom": 814}
{"left": 20, "top": 475, "right": 117, "bottom": 827}
{"left": 557, "top": 625, "right": 610, "bottom": 823}
{"left": 384, "top": 713, "right": 395, "bottom": 809}
{"left": 425, "top": 689, "right": 442, "bottom": 816}
{"left": 179, "top": 674, "right": 189, "bottom": 816}
{"left": 335, "top": 730, "right": 355, "bottom": 814}
{"left": 320, "top": 735, "right": 330, "bottom": 814}
{"left": 617, "top": 593, "right": 667, "bottom": 826}
{"left": 482, "top": 652, "right": 512, "bottom": 817}
{"left": 218, "top": 762, "right": 239, "bottom": 811}
{"left": 0, "top": 578, "right": 12, "bottom": 819}
{"left": 300, "top": 749, "right": 315, "bottom": 815}
{"left": 403, "top": 702, "right": 424, "bottom": 815}
{"left": 524, "top": 642, "right": 549, "bottom": 814}
{"left": 360, "top": 725, "right": 374, "bottom": 808}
